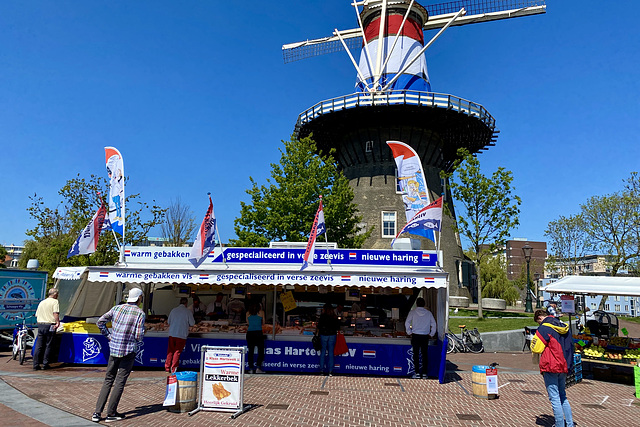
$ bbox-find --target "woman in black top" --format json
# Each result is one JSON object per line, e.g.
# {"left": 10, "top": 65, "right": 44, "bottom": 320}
{"left": 316, "top": 303, "right": 340, "bottom": 376}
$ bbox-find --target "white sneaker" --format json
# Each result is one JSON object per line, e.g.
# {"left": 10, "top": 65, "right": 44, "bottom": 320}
{"left": 255, "top": 368, "right": 265, "bottom": 374}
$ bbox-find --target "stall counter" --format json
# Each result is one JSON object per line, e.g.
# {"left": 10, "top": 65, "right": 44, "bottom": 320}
{"left": 57, "top": 330, "right": 443, "bottom": 377}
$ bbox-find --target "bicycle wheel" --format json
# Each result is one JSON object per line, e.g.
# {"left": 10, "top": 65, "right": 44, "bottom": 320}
{"left": 18, "top": 336, "right": 26, "bottom": 365}
{"left": 445, "top": 334, "right": 456, "bottom": 354}
{"left": 12, "top": 339, "right": 18, "bottom": 360}
{"left": 463, "top": 333, "right": 484, "bottom": 354}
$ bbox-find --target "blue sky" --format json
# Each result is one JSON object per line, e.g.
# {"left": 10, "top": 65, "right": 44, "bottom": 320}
{"left": 2, "top": 1, "right": 639, "bottom": 251}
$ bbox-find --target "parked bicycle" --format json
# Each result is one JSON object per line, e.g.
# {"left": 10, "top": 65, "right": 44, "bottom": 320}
{"left": 445, "top": 324, "right": 484, "bottom": 354}
{"left": 12, "top": 316, "right": 35, "bottom": 365}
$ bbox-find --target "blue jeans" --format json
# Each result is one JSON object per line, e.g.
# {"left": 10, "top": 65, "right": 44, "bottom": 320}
{"left": 543, "top": 372, "right": 574, "bottom": 427}
{"left": 319, "top": 334, "right": 336, "bottom": 374}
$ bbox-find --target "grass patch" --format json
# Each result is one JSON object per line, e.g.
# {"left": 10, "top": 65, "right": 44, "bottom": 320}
{"left": 451, "top": 308, "right": 533, "bottom": 318}
{"left": 448, "top": 317, "right": 539, "bottom": 333}
{"left": 619, "top": 316, "right": 640, "bottom": 325}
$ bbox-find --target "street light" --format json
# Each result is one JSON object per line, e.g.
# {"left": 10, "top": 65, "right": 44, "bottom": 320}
{"left": 534, "top": 272, "right": 542, "bottom": 309}
{"left": 522, "top": 244, "right": 533, "bottom": 313}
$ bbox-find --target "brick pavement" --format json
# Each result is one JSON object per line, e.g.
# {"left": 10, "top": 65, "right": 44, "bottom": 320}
{"left": 1, "top": 348, "right": 639, "bottom": 426}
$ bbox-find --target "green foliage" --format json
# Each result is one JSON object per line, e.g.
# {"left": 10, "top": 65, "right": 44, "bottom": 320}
{"left": 444, "top": 149, "right": 522, "bottom": 262}
{"left": 465, "top": 249, "right": 521, "bottom": 305}
{"left": 544, "top": 214, "right": 587, "bottom": 276}
{"left": 443, "top": 148, "right": 521, "bottom": 318}
{"left": 231, "top": 135, "right": 371, "bottom": 248}
{"left": 0, "top": 245, "right": 7, "bottom": 268}
{"left": 19, "top": 174, "right": 166, "bottom": 278}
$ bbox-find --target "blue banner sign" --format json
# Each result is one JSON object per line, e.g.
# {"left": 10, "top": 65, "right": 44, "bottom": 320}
{"left": 125, "top": 247, "right": 439, "bottom": 267}
{"left": 58, "top": 333, "right": 442, "bottom": 378}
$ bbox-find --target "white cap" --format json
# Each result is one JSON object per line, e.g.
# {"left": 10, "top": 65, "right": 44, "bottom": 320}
{"left": 127, "top": 288, "right": 143, "bottom": 303}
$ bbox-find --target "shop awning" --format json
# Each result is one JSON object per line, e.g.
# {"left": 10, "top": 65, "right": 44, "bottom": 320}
{"left": 53, "top": 265, "right": 447, "bottom": 289}
{"left": 542, "top": 276, "right": 640, "bottom": 297}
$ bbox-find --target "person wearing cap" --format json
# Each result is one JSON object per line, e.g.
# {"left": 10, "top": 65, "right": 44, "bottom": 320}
{"left": 92, "top": 287, "right": 145, "bottom": 423}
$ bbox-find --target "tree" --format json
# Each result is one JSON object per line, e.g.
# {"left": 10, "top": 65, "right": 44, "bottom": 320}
{"left": 544, "top": 214, "right": 587, "bottom": 276}
{"left": 466, "top": 249, "right": 521, "bottom": 305}
{"left": 19, "top": 174, "right": 166, "bottom": 277}
{"left": 161, "top": 197, "right": 196, "bottom": 246}
{"left": 444, "top": 149, "right": 521, "bottom": 318}
{"left": 231, "top": 135, "right": 371, "bottom": 248}
{"left": 0, "top": 245, "right": 7, "bottom": 268}
{"left": 580, "top": 184, "right": 640, "bottom": 308}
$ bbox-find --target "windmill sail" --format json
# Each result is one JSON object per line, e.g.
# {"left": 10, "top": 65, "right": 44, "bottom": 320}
{"left": 282, "top": 0, "right": 546, "bottom": 64}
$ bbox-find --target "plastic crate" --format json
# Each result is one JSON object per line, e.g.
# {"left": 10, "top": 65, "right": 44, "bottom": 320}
{"left": 574, "top": 353, "right": 582, "bottom": 363}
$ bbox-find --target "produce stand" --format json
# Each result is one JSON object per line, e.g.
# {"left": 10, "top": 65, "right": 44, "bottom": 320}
{"left": 52, "top": 245, "right": 449, "bottom": 379}
{"left": 543, "top": 276, "right": 640, "bottom": 385}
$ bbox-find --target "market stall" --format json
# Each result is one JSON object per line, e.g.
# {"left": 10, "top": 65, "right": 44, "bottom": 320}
{"left": 53, "top": 245, "right": 449, "bottom": 379}
{"left": 543, "top": 276, "right": 640, "bottom": 384}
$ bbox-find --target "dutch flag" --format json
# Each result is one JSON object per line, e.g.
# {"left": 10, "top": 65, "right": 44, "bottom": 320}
{"left": 99, "top": 272, "right": 109, "bottom": 278}
{"left": 422, "top": 253, "right": 430, "bottom": 261}
{"left": 349, "top": 252, "right": 357, "bottom": 260}
{"left": 341, "top": 276, "right": 351, "bottom": 282}
{"left": 424, "top": 277, "right": 435, "bottom": 284}
{"left": 199, "top": 274, "right": 209, "bottom": 280}
{"left": 393, "top": 366, "right": 403, "bottom": 372}
{"left": 363, "top": 350, "right": 376, "bottom": 358}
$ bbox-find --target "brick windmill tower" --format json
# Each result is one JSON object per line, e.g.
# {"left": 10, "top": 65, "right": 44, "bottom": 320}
{"left": 283, "top": 0, "right": 545, "bottom": 294}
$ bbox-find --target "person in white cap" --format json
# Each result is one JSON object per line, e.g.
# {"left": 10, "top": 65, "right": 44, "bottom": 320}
{"left": 92, "top": 287, "right": 145, "bottom": 423}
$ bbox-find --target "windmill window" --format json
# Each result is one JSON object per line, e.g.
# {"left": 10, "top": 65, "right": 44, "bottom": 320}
{"left": 365, "top": 141, "right": 373, "bottom": 153}
{"left": 381, "top": 211, "right": 396, "bottom": 238}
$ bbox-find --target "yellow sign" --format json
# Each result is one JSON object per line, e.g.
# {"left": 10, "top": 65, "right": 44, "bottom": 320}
{"left": 280, "top": 291, "right": 297, "bottom": 312}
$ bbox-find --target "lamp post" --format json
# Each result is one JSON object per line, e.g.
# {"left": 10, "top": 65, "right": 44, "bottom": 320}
{"left": 534, "top": 272, "right": 542, "bottom": 309}
{"left": 522, "top": 244, "right": 533, "bottom": 313}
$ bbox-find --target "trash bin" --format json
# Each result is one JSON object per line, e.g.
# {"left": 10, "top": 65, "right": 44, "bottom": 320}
{"left": 471, "top": 365, "right": 498, "bottom": 400}
{"left": 169, "top": 371, "right": 198, "bottom": 413}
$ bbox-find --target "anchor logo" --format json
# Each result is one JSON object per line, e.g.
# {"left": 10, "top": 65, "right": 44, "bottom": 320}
{"left": 82, "top": 337, "right": 102, "bottom": 362}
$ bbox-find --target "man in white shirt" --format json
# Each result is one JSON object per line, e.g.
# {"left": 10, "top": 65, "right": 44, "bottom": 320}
{"left": 33, "top": 288, "right": 60, "bottom": 370}
{"left": 165, "top": 297, "right": 195, "bottom": 373}
{"left": 405, "top": 297, "right": 437, "bottom": 379}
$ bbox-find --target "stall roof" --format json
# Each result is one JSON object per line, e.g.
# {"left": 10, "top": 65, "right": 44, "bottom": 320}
{"left": 53, "top": 264, "right": 447, "bottom": 289}
{"left": 542, "top": 276, "right": 640, "bottom": 297}
{"left": 54, "top": 246, "right": 448, "bottom": 289}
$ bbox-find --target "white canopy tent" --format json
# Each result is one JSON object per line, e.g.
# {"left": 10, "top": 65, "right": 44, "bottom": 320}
{"left": 542, "top": 276, "right": 640, "bottom": 297}
{"left": 53, "top": 245, "right": 450, "bottom": 338}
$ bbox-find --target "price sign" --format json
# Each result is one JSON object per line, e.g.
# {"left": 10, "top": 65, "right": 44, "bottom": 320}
{"left": 280, "top": 291, "right": 297, "bottom": 312}
{"left": 486, "top": 368, "right": 499, "bottom": 395}
{"left": 560, "top": 295, "right": 575, "bottom": 314}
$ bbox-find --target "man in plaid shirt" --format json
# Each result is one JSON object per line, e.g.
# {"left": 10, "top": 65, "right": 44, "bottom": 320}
{"left": 92, "top": 288, "right": 145, "bottom": 423}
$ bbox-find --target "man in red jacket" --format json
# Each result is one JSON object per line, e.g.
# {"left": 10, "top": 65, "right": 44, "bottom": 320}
{"left": 531, "top": 309, "right": 574, "bottom": 427}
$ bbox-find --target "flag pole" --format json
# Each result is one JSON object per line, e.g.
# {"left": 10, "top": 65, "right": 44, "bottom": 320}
{"left": 320, "top": 195, "right": 332, "bottom": 270}
{"left": 214, "top": 214, "right": 228, "bottom": 267}
{"left": 210, "top": 194, "right": 227, "bottom": 266}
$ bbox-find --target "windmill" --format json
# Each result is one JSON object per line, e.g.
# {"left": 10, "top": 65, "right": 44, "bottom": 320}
{"left": 283, "top": 0, "right": 545, "bottom": 295}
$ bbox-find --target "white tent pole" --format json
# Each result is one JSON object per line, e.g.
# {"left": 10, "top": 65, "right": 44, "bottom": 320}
{"left": 382, "top": 8, "right": 465, "bottom": 91}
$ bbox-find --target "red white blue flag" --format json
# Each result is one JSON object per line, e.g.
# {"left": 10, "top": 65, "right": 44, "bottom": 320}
{"left": 67, "top": 200, "right": 107, "bottom": 258}
{"left": 391, "top": 197, "right": 443, "bottom": 248}
{"left": 189, "top": 195, "right": 217, "bottom": 267}
{"left": 301, "top": 197, "right": 326, "bottom": 271}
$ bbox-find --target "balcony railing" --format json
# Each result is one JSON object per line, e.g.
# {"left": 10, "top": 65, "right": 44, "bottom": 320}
{"left": 296, "top": 90, "right": 495, "bottom": 130}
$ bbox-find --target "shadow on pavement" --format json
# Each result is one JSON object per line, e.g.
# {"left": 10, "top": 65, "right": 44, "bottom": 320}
{"left": 534, "top": 414, "right": 555, "bottom": 426}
